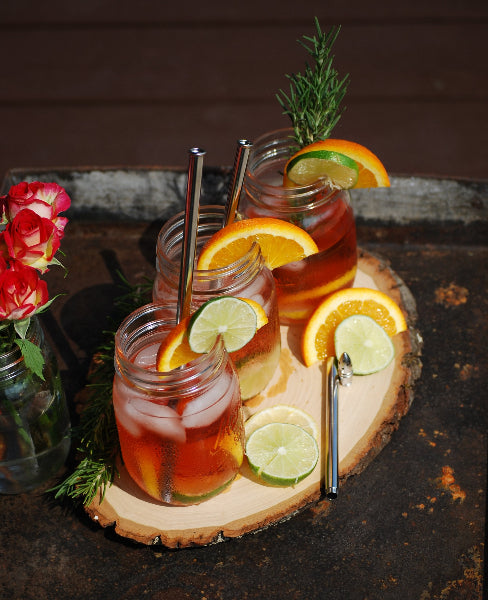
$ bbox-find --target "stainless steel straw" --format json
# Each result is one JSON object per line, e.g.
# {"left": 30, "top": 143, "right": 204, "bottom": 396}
{"left": 224, "top": 139, "right": 253, "bottom": 226}
{"left": 177, "top": 147, "right": 206, "bottom": 323}
{"left": 326, "top": 352, "right": 353, "bottom": 499}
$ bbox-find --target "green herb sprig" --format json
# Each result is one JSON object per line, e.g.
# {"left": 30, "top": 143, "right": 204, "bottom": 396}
{"left": 277, "top": 19, "right": 349, "bottom": 149}
{"left": 52, "top": 275, "right": 152, "bottom": 506}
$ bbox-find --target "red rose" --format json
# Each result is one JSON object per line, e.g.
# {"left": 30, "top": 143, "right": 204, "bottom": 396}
{"left": 3, "top": 181, "right": 71, "bottom": 236}
{"left": 0, "top": 261, "right": 49, "bottom": 320}
{"left": 2, "top": 208, "right": 61, "bottom": 272}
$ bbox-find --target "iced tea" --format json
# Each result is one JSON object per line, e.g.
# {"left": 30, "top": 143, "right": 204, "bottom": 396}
{"left": 113, "top": 304, "right": 243, "bottom": 505}
{"left": 153, "top": 206, "right": 281, "bottom": 400}
{"left": 239, "top": 129, "right": 357, "bottom": 324}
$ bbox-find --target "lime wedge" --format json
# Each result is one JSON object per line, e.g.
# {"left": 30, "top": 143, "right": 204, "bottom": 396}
{"left": 286, "top": 149, "right": 359, "bottom": 188}
{"left": 245, "top": 422, "right": 319, "bottom": 486}
{"left": 334, "top": 314, "right": 395, "bottom": 375}
{"left": 188, "top": 296, "right": 257, "bottom": 353}
{"left": 245, "top": 404, "right": 319, "bottom": 440}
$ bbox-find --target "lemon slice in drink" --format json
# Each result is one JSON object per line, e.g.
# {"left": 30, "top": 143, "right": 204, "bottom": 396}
{"left": 285, "top": 149, "right": 359, "bottom": 188}
{"left": 188, "top": 296, "right": 258, "bottom": 354}
{"left": 245, "top": 422, "right": 319, "bottom": 486}
{"left": 334, "top": 314, "right": 395, "bottom": 375}
{"left": 245, "top": 405, "right": 318, "bottom": 440}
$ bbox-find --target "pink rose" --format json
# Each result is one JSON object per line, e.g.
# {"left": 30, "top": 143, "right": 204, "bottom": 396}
{"left": 0, "top": 261, "right": 49, "bottom": 320}
{"left": 3, "top": 181, "right": 71, "bottom": 235}
{"left": 2, "top": 208, "right": 61, "bottom": 272}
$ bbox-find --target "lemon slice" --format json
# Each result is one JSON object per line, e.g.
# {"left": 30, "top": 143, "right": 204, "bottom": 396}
{"left": 245, "top": 422, "right": 319, "bottom": 486}
{"left": 245, "top": 405, "right": 318, "bottom": 440}
{"left": 334, "top": 314, "right": 395, "bottom": 375}
{"left": 285, "top": 149, "right": 359, "bottom": 188}
{"left": 188, "top": 296, "right": 258, "bottom": 354}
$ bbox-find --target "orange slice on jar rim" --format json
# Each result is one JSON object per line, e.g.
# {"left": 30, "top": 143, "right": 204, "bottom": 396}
{"left": 284, "top": 139, "right": 390, "bottom": 189}
{"left": 196, "top": 217, "right": 319, "bottom": 271}
{"left": 156, "top": 297, "right": 268, "bottom": 372}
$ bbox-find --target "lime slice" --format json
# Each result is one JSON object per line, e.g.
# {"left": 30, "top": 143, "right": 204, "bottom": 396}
{"left": 245, "top": 422, "right": 319, "bottom": 486}
{"left": 188, "top": 296, "right": 257, "bottom": 353}
{"left": 334, "top": 314, "right": 395, "bottom": 375}
{"left": 245, "top": 405, "right": 319, "bottom": 440}
{"left": 286, "top": 149, "right": 359, "bottom": 188}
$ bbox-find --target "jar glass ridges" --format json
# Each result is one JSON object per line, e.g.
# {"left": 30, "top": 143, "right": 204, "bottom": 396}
{"left": 240, "top": 128, "right": 358, "bottom": 324}
{"left": 112, "top": 304, "right": 244, "bottom": 506}
{"left": 0, "top": 318, "right": 70, "bottom": 494}
{"left": 153, "top": 205, "right": 281, "bottom": 400}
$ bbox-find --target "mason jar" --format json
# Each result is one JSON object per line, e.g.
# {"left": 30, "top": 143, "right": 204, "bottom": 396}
{"left": 113, "top": 303, "right": 243, "bottom": 506}
{"left": 153, "top": 205, "right": 281, "bottom": 400}
{"left": 0, "top": 318, "right": 70, "bottom": 494}
{"left": 239, "top": 128, "right": 358, "bottom": 324}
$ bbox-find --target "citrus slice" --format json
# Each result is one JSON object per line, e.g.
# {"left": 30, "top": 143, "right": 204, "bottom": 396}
{"left": 156, "top": 297, "right": 268, "bottom": 371}
{"left": 156, "top": 316, "right": 200, "bottom": 372}
{"left": 244, "top": 404, "right": 319, "bottom": 440}
{"left": 188, "top": 296, "right": 259, "bottom": 353}
{"left": 301, "top": 287, "right": 407, "bottom": 367}
{"left": 196, "top": 217, "right": 318, "bottom": 271}
{"left": 285, "top": 139, "right": 390, "bottom": 189}
{"left": 334, "top": 314, "right": 395, "bottom": 375}
{"left": 285, "top": 149, "right": 359, "bottom": 188}
{"left": 238, "top": 297, "right": 268, "bottom": 330}
{"left": 245, "top": 422, "right": 319, "bottom": 486}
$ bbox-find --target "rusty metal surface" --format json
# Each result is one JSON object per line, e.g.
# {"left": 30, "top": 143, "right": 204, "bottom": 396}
{"left": 0, "top": 171, "right": 486, "bottom": 599}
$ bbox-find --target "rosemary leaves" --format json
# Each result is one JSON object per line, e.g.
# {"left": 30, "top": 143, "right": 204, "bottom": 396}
{"left": 276, "top": 19, "right": 350, "bottom": 148}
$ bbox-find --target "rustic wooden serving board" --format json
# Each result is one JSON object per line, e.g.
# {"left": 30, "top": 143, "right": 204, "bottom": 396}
{"left": 86, "top": 249, "right": 422, "bottom": 547}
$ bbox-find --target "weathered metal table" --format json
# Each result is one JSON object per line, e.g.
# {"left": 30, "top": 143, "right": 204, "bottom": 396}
{"left": 0, "top": 168, "right": 486, "bottom": 599}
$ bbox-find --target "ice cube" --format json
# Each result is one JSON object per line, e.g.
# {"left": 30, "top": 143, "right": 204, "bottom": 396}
{"left": 133, "top": 342, "right": 159, "bottom": 368}
{"left": 129, "top": 397, "right": 186, "bottom": 443}
{"left": 112, "top": 379, "right": 143, "bottom": 437}
{"left": 181, "top": 373, "right": 235, "bottom": 429}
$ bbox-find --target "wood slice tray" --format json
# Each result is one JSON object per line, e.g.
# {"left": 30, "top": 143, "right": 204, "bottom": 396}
{"left": 86, "top": 249, "right": 422, "bottom": 547}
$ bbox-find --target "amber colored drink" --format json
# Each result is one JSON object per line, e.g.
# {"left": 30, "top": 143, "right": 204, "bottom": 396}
{"left": 153, "top": 206, "right": 281, "bottom": 399}
{"left": 240, "top": 129, "right": 358, "bottom": 324}
{"left": 113, "top": 304, "right": 243, "bottom": 505}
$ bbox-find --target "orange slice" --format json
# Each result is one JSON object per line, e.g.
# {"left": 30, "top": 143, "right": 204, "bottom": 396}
{"left": 196, "top": 217, "right": 318, "bottom": 271}
{"left": 285, "top": 139, "right": 390, "bottom": 189}
{"left": 301, "top": 287, "right": 407, "bottom": 367}
{"left": 156, "top": 298, "right": 268, "bottom": 372}
{"left": 156, "top": 316, "right": 199, "bottom": 372}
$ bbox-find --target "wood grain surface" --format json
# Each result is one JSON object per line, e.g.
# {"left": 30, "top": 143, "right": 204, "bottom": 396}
{"left": 86, "top": 249, "right": 422, "bottom": 547}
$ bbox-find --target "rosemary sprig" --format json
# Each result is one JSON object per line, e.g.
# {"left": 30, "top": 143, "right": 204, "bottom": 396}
{"left": 276, "top": 18, "right": 350, "bottom": 149}
{"left": 52, "top": 275, "right": 153, "bottom": 506}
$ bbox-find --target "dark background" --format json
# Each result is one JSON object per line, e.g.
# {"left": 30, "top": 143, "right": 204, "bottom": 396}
{"left": 0, "top": 1, "right": 487, "bottom": 180}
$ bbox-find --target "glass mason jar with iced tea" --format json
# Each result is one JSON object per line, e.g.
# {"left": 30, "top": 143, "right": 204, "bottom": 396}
{"left": 112, "top": 304, "right": 243, "bottom": 505}
{"left": 239, "top": 128, "right": 357, "bottom": 324}
{"left": 153, "top": 205, "right": 281, "bottom": 400}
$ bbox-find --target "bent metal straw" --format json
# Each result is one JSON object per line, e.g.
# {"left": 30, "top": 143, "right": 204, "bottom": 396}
{"left": 177, "top": 147, "right": 206, "bottom": 323}
{"left": 325, "top": 352, "right": 352, "bottom": 499}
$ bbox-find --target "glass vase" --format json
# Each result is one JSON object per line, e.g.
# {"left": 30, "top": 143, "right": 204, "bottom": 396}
{"left": 0, "top": 318, "right": 70, "bottom": 494}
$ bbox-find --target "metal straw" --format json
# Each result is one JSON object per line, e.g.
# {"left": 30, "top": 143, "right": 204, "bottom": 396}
{"left": 325, "top": 352, "right": 353, "bottom": 499}
{"left": 177, "top": 147, "right": 206, "bottom": 323}
{"left": 224, "top": 139, "right": 253, "bottom": 226}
